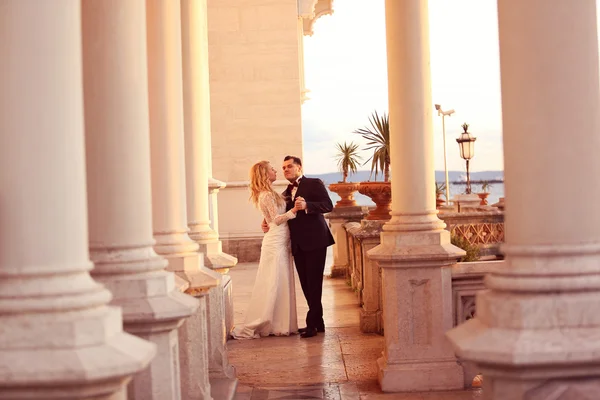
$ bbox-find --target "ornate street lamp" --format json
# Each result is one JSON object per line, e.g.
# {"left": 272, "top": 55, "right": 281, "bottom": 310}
{"left": 456, "top": 123, "right": 476, "bottom": 194}
{"left": 435, "top": 104, "right": 455, "bottom": 204}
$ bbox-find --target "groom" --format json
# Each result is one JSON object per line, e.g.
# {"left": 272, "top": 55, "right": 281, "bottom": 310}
{"left": 282, "top": 155, "right": 334, "bottom": 338}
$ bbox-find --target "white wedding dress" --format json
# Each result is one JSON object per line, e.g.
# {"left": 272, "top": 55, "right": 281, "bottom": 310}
{"left": 231, "top": 192, "right": 298, "bottom": 339}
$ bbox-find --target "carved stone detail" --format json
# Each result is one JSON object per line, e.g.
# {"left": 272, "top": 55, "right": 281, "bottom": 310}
{"left": 297, "top": 0, "right": 319, "bottom": 18}
{"left": 302, "top": 0, "right": 334, "bottom": 36}
{"left": 461, "top": 295, "right": 476, "bottom": 323}
{"left": 451, "top": 222, "right": 505, "bottom": 245}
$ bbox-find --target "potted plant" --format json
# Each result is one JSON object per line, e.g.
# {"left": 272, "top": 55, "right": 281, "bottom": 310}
{"left": 478, "top": 180, "right": 492, "bottom": 205}
{"left": 329, "top": 141, "right": 362, "bottom": 208}
{"left": 435, "top": 182, "right": 446, "bottom": 209}
{"left": 354, "top": 111, "right": 392, "bottom": 220}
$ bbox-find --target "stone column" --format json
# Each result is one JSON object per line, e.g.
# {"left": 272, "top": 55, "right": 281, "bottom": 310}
{"left": 180, "top": 0, "right": 237, "bottom": 395}
{"left": 81, "top": 1, "right": 199, "bottom": 399}
{"left": 0, "top": 1, "right": 155, "bottom": 398}
{"left": 327, "top": 207, "right": 366, "bottom": 278}
{"left": 367, "top": 0, "right": 465, "bottom": 392}
{"left": 447, "top": 1, "right": 600, "bottom": 399}
{"left": 146, "top": 1, "right": 216, "bottom": 398}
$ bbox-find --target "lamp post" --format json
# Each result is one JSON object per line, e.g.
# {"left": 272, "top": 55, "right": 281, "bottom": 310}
{"left": 456, "top": 123, "right": 476, "bottom": 194}
{"left": 435, "top": 104, "right": 455, "bottom": 204}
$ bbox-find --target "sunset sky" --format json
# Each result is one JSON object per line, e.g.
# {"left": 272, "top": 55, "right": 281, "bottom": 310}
{"left": 301, "top": 0, "right": 503, "bottom": 175}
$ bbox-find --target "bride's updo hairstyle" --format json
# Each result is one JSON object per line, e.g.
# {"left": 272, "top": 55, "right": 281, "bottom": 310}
{"left": 249, "top": 161, "right": 284, "bottom": 208}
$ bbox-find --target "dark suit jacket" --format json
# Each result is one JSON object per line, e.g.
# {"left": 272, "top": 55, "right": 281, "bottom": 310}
{"left": 284, "top": 176, "right": 335, "bottom": 254}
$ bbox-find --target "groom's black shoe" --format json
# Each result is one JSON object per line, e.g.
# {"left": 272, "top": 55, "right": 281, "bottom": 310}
{"left": 299, "top": 326, "right": 325, "bottom": 334}
{"left": 300, "top": 327, "right": 318, "bottom": 338}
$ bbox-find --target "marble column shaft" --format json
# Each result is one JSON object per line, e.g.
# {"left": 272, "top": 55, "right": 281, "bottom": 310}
{"left": 180, "top": 0, "right": 237, "bottom": 384}
{"left": 367, "top": 0, "right": 464, "bottom": 392}
{"left": 0, "top": 1, "right": 155, "bottom": 398}
{"left": 146, "top": 0, "right": 215, "bottom": 398}
{"left": 447, "top": 1, "right": 600, "bottom": 399}
{"left": 81, "top": 1, "right": 199, "bottom": 399}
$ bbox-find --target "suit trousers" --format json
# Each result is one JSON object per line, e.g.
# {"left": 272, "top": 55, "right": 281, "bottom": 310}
{"left": 293, "top": 246, "right": 327, "bottom": 330}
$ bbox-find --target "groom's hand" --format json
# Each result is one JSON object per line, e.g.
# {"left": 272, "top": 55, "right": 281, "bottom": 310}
{"left": 261, "top": 218, "right": 269, "bottom": 233}
{"left": 295, "top": 196, "right": 307, "bottom": 211}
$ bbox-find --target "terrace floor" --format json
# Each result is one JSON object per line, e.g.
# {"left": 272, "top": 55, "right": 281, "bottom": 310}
{"left": 228, "top": 257, "right": 482, "bottom": 400}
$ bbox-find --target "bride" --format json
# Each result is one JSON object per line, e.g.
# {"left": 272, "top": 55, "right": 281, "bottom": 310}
{"left": 231, "top": 160, "right": 299, "bottom": 339}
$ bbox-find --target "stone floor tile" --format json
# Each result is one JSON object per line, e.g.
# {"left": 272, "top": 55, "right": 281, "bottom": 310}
{"left": 338, "top": 382, "right": 360, "bottom": 400}
{"left": 323, "top": 385, "right": 342, "bottom": 400}
{"left": 233, "top": 383, "right": 253, "bottom": 400}
{"left": 233, "top": 392, "right": 253, "bottom": 400}
{"left": 355, "top": 379, "right": 382, "bottom": 394}
{"left": 340, "top": 341, "right": 384, "bottom": 358}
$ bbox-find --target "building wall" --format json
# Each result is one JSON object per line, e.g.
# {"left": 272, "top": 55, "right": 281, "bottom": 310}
{"left": 207, "top": 0, "right": 303, "bottom": 260}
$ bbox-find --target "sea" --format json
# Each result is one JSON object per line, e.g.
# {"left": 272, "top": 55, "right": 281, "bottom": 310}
{"left": 327, "top": 182, "right": 504, "bottom": 207}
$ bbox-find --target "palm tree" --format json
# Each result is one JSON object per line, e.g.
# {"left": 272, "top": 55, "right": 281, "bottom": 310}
{"left": 354, "top": 111, "right": 390, "bottom": 182}
{"left": 335, "top": 142, "right": 362, "bottom": 183}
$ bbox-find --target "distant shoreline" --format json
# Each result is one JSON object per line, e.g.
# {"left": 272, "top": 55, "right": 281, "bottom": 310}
{"left": 444, "top": 179, "right": 504, "bottom": 185}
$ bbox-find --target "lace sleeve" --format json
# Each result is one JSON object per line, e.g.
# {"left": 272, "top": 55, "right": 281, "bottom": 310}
{"left": 259, "top": 192, "right": 296, "bottom": 226}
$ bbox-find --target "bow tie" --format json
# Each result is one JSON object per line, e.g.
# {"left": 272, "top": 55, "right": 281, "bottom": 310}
{"left": 287, "top": 181, "right": 299, "bottom": 192}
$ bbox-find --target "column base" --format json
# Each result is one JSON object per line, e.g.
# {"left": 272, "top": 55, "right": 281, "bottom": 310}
{"left": 330, "top": 263, "right": 348, "bottom": 278}
{"left": 179, "top": 294, "right": 212, "bottom": 400}
{"left": 377, "top": 356, "right": 464, "bottom": 392}
{"left": 0, "top": 307, "right": 155, "bottom": 399}
{"left": 128, "top": 328, "right": 182, "bottom": 400}
{"left": 350, "top": 271, "right": 361, "bottom": 293}
{"left": 166, "top": 252, "right": 237, "bottom": 383}
{"left": 119, "top": 281, "right": 198, "bottom": 399}
{"left": 447, "top": 299, "right": 600, "bottom": 399}
{"left": 199, "top": 242, "right": 238, "bottom": 272}
{"left": 221, "top": 274, "right": 235, "bottom": 335}
{"left": 200, "top": 268, "right": 237, "bottom": 380}
{"left": 369, "top": 228, "right": 465, "bottom": 393}
{"left": 210, "top": 377, "right": 239, "bottom": 400}
{"left": 360, "top": 309, "right": 383, "bottom": 334}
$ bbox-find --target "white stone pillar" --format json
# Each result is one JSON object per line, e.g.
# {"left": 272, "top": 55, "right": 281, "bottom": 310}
{"left": 146, "top": 0, "right": 199, "bottom": 279}
{"left": 367, "top": 0, "right": 464, "bottom": 392}
{"left": 81, "top": 1, "right": 199, "bottom": 399}
{"left": 447, "top": 1, "right": 600, "bottom": 398}
{"left": 180, "top": 0, "right": 237, "bottom": 392}
{"left": 0, "top": 1, "right": 155, "bottom": 398}
{"left": 181, "top": 0, "right": 218, "bottom": 251}
{"left": 146, "top": 1, "right": 216, "bottom": 398}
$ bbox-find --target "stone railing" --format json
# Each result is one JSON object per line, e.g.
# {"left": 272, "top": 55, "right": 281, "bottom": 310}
{"left": 439, "top": 210, "right": 505, "bottom": 258}
{"left": 335, "top": 209, "right": 504, "bottom": 334}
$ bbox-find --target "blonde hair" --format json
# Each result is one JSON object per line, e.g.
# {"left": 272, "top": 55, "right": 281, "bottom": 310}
{"left": 249, "top": 161, "right": 284, "bottom": 208}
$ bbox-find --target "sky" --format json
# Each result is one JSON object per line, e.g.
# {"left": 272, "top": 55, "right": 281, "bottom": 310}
{"left": 301, "top": 0, "right": 503, "bottom": 175}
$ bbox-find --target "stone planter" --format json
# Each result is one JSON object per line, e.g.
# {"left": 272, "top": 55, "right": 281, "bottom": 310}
{"left": 328, "top": 182, "right": 360, "bottom": 208}
{"left": 436, "top": 195, "right": 445, "bottom": 209}
{"left": 477, "top": 192, "right": 490, "bottom": 205}
{"left": 358, "top": 181, "right": 392, "bottom": 220}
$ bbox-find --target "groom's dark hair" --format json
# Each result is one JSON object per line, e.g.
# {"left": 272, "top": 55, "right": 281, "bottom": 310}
{"left": 284, "top": 155, "right": 302, "bottom": 166}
